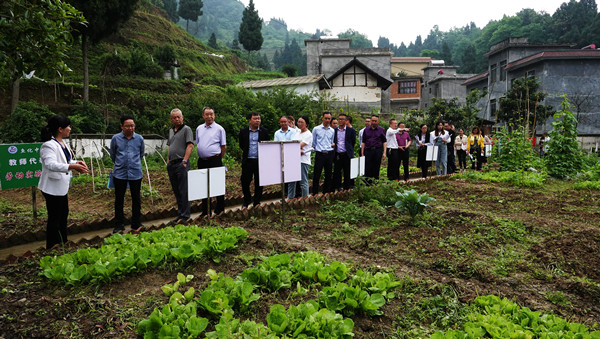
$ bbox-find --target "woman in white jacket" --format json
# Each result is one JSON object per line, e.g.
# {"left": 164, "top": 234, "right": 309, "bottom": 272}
{"left": 38, "top": 116, "right": 88, "bottom": 249}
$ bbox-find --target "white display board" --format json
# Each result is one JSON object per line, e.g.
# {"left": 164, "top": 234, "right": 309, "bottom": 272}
{"left": 350, "top": 156, "right": 366, "bottom": 179}
{"left": 188, "top": 167, "right": 226, "bottom": 201}
{"left": 258, "top": 142, "right": 301, "bottom": 186}
{"left": 426, "top": 146, "right": 438, "bottom": 161}
{"left": 485, "top": 144, "right": 493, "bottom": 156}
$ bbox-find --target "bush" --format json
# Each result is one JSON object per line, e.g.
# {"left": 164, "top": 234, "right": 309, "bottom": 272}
{"left": 492, "top": 125, "right": 537, "bottom": 172}
{"left": 352, "top": 179, "right": 399, "bottom": 207}
{"left": 545, "top": 97, "right": 585, "bottom": 179}
{"left": 99, "top": 51, "right": 130, "bottom": 76}
{"left": 69, "top": 100, "right": 106, "bottom": 133}
{"left": 0, "top": 101, "right": 55, "bottom": 142}
{"left": 395, "top": 189, "right": 435, "bottom": 221}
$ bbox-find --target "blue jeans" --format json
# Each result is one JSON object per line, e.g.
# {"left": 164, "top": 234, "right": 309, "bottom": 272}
{"left": 434, "top": 140, "right": 447, "bottom": 175}
{"left": 288, "top": 163, "right": 310, "bottom": 198}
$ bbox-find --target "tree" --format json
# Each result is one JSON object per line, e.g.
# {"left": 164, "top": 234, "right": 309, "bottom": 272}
{"left": 153, "top": 45, "right": 176, "bottom": 70}
{"left": 440, "top": 41, "right": 453, "bottom": 65}
{"left": 162, "top": 0, "right": 178, "bottom": 22}
{"left": 208, "top": 32, "right": 218, "bottom": 49}
{"left": 498, "top": 77, "right": 554, "bottom": 134}
{"left": 68, "top": 0, "right": 140, "bottom": 101}
{"left": 231, "top": 39, "right": 240, "bottom": 50}
{"left": 459, "top": 43, "right": 478, "bottom": 73}
{"left": 420, "top": 49, "right": 440, "bottom": 59}
{"left": 238, "top": 0, "right": 263, "bottom": 62}
{"left": 281, "top": 64, "right": 298, "bottom": 77}
{"left": 1, "top": 0, "right": 84, "bottom": 113}
{"left": 178, "top": 0, "right": 203, "bottom": 33}
{"left": 377, "top": 36, "right": 390, "bottom": 48}
{"left": 338, "top": 29, "right": 373, "bottom": 48}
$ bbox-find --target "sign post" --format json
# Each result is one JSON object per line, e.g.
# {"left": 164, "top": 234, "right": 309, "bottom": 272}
{"left": 258, "top": 141, "right": 301, "bottom": 226}
{"left": 0, "top": 143, "right": 43, "bottom": 219}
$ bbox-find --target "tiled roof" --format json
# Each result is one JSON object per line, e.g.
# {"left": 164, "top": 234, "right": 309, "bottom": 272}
{"left": 463, "top": 72, "right": 489, "bottom": 85}
{"left": 505, "top": 50, "right": 600, "bottom": 70}
{"left": 238, "top": 74, "right": 330, "bottom": 89}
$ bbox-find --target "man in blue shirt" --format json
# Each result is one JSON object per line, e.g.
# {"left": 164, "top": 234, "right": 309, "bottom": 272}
{"left": 196, "top": 107, "right": 227, "bottom": 216}
{"left": 312, "top": 112, "right": 335, "bottom": 195}
{"left": 110, "top": 115, "right": 145, "bottom": 233}
{"left": 274, "top": 116, "right": 296, "bottom": 141}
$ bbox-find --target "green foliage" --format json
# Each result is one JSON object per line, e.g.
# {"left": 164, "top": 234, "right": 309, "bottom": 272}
{"left": 498, "top": 77, "right": 553, "bottom": 132}
{"left": 161, "top": 0, "right": 178, "bottom": 22}
{"left": 493, "top": 125, "right": 538, "bottom": 172}
{"left": 545, "top": 97, "right": 585, "bottom": 179}
{"left": 338, "top": 29, "right": 373, "bottom": 48}
{"left": 0, "top": 100, "right": 55, "bottom": 142}
{"left": 457, "top": 170, "right": 546, "bottom": 188}
{"left": 238, "top": 0, "right": 263, "bottom": 54}
{"left": 129, "top": 47, "right": 163, "bottom": 78}
{"left": 39, "top": 225, "right": 248, "bottom": 285}
{"left": 207, "top": 32, "right": 218, "bottom": 49}
{"left": 99, "top": 51, "right": 130, "bottom": 76}
{"left": 352, "top": 178, "right": 399, "bottom": 207}
{"left": 69, "top": 100, "right": 106, "bottom": 133}
{"left": 178, "top": 0, "right": 202, "bottom": 31}
{"left": 153, "top": 45, "right": 176, "bottom": 70}
{"left": 281, "top": 64, "right": 298, "bottom": 77}
{"left": 431, "top": 295, "right": 600, "bottom": 338}
{"left": 321, "top": 199, "right": 385, "bottom": 226}
{"left": 395, "top": 189, "right": 436, "bottom": 221}
{"left": 0, "top": 0, "right": 84, "bottom": 81}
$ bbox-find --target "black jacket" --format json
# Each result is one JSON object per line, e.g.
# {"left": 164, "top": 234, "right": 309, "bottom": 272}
{"left": 239, "top": 126, "right": 270, "bottom": 160}
{"left": 334, "top": 126, "right": 356, "bottom": 158}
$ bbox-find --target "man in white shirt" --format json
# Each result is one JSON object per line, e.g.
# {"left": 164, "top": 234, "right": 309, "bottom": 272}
{"left": 274, "top": 116, "right": 296, "bottom": 141}
{"left": 386, "top": 119, "right": 400, "bottom": 181}
{"left": 358, "top": 117, "right": 371, "bottom": 145}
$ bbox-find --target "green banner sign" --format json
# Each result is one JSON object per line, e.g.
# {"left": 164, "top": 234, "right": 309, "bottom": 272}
{"left": 0, "top": 143, "right": 43, "bottom": 190}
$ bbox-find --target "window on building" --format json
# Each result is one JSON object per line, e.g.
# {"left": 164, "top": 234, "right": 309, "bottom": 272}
{"left": 434, "top": 84, "right": 440, "bottom": 97}
{"left": 490, "top": 99, "right": 497, "bottom": 116}
{"left": 490, "top": 64, "right": 497, "bottom": 83}
{"left": 342, "top": 65, "right": 367, "bottom": 87}
{"left": 499, "top": 60, "right": 507, "bottom": 81}
{"left": 429, "top": 87, "right": 431, "bottom": 94}
{"left": 397, "top": 81, "right": 417, "bottom": 94}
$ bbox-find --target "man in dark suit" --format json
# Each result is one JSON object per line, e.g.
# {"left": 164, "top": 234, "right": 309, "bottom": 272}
{"left": 332, "top": 114, "right": 356, "bottom": 191}
{"left": 239, "top": 112, "right": 270, "bottom": 207}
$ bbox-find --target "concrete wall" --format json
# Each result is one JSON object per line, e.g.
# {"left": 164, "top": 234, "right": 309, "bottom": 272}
{"left": 249, "top": 83, "right": 320, "bottom": 98}
{"left": 305, "top": 39, "right": 351, "bottom": 75}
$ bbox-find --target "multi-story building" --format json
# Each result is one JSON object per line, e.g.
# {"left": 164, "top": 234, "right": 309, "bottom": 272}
{"left": 304, "top": 38, "right": 393, "bottom": 113}
{"left": 389, "top": 57, "right": 431, "bottom": 113}
{"left": 465, "top": 37, "right": 600, "bottom": 143}
{"left": 421, "top": 63, "right": 477, "bottom": 110}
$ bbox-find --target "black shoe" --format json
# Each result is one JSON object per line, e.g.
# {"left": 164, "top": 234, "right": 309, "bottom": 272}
{"left": 169, "top": 218, "right": 180, "bottom": 224}
{"left": 112, "top": 224, "right": 125, "bottom": 234}
{"left": 214, "top": 209, "right": 224, "bottom": 215}
{"left": 132, "top": 224, "right": 145, "bottom": 232}
{"left": 178, "top": 217, "right": 190, "bottom": 224}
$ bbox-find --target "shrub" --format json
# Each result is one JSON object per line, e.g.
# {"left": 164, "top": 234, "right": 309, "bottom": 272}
{"left": 69, "top": 100, "right": 106, "bottom": 133}
{"left": 395, "top": 189, "right": 435, "bottom": 221}
{"left": 492, "top": 125, "right": 537, "bottom": 172}
{"left": 99, "top": 51, "right": 130, "bottom": 76}
{"left": 0, "top": 101, "right": 55, "bottom": 142}
{"left": 545, "top": 97, "right": 585, "bottom": 179}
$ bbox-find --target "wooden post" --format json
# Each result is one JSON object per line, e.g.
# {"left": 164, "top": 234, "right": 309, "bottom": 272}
{"left": 31, "top": 186, "right": 37, "bottom": 219}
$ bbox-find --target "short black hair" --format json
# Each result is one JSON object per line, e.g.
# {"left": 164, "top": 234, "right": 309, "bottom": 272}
{"left": 322, "top": 111, "right": 332, "bottom": 117}
{"left": 347, "top": 116, "right": 353, "bottom": 124}
{"left": 120, "top": 115, "right": 135, "bottom": 125}
{"left": 202, "top": 106, "right": 214, "bottom": 114}
{"left": 247, "top": 112, "right": 260, "bottom": 120}
{"left": 371, "top": 114, "right": 379, "bottom": 119}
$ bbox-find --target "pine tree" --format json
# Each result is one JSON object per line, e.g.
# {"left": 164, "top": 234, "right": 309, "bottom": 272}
{"left": 208, "top": 33, "right": 218, "bottom": 49}
{"left": 178, "top": 0, "right": 203, "bottom": 33}
{"left": 162, "top": 0, "right": 178, "bottom": 22}
{"left": 238, "top": 0, "right": 263, "bottom": 62}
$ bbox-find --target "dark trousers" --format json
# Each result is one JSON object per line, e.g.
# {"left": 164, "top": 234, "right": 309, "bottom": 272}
{"left": 364, "top": 147, "right": 383, "bottom": 180}
{"left": 42, "top": 192, "right": 68, "bottom": 249}
{"left": 471, "top": 152, "right": 484, "bottom": 171}
{"left": 387, "top": 148, "right": 400, "bottom": 180}
{"left": 114, "top": 177, "right": 142, "bottom": 227}
{"left": 197, "top": 156, "right": 225, "bottom": 214}
{"left": 333, "top": 152, "right": 351, "bottom": 191}
{"left": 241, "top": 158, "right": 263, "bottom": 206}
{"left": 313, "top": 151, "right": 334, "bottom": 194}
{"left": 167, "top": 161, "right": 190, "bottom": 219}
{"left": 447, "top": 146, "right": 456, "bottom": 174}
{"left": 399, "top": 148, "right": 410, "bottom": 181}
{"left": 457, "top": 150, "right": 467, "bottom": 169}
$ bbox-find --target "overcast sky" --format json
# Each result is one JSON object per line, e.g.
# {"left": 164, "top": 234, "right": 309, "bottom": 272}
{"left": 239, "top": 0, "right": 568, "bottom": 46}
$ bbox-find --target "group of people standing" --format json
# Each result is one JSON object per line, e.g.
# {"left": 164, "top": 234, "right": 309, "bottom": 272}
{"left": 38, "top": 108, "right": 495, "bottom": 249}
{"left": 414, "top": 122, "right": 492, "bottom": 178}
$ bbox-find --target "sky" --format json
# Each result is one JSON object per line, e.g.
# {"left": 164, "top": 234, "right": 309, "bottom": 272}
{"left": 239, "top": 0, "right": 568, "bottom": 46}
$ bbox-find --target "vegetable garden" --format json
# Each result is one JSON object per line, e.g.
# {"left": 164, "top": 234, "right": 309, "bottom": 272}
{"left": 1, "top": 171, "right": 600, "bottom": 338}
